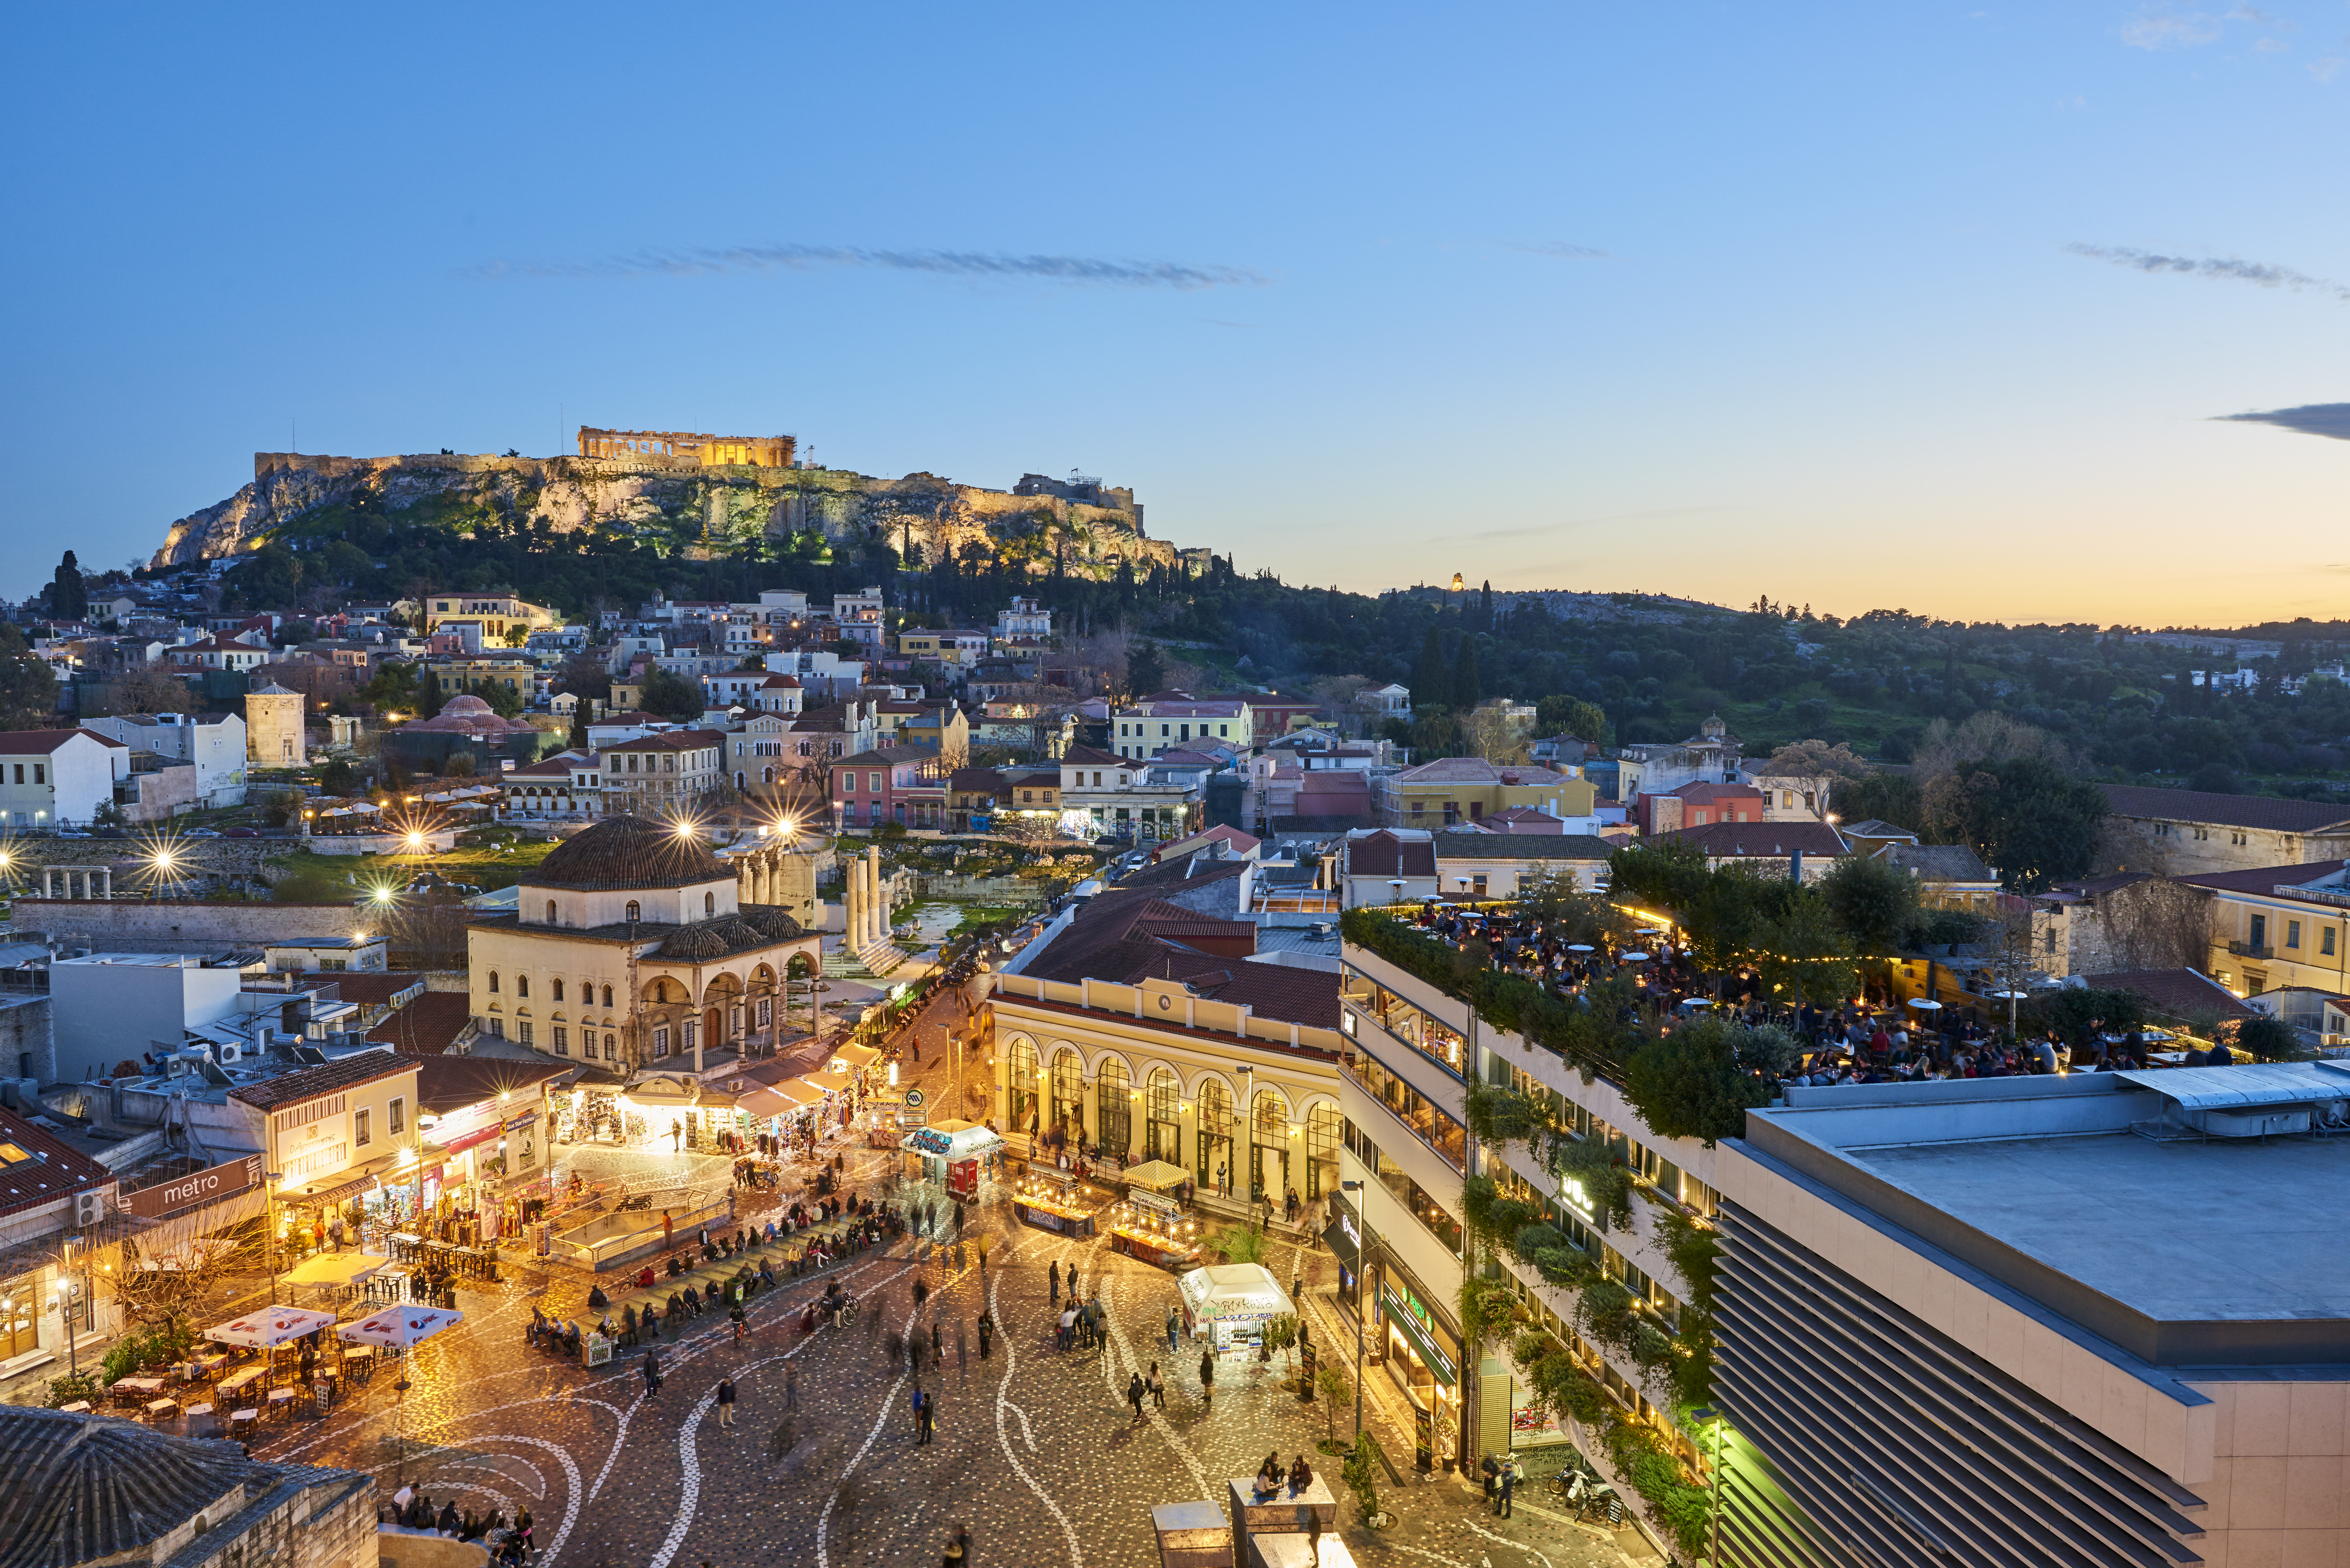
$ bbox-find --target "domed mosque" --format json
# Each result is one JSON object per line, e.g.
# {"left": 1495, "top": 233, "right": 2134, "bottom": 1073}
{"left": 464, "top": 815, "right": 825, "bottom": 1102}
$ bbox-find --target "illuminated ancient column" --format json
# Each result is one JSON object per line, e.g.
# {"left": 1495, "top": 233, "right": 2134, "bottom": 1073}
{"left": 865, "top": 847, "right": 885, "bottom": 947}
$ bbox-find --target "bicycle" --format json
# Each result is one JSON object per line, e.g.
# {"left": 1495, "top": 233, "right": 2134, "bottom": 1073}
{"left": 836, "top": 1297, "right": 861, "bottom": 1330}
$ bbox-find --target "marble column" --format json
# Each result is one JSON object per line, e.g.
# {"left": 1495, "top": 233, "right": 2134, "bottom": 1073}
{"left": 844, "top": 858, "right": 862, "bottom": 949}
{"left": 100, "top": 867, "right": 111, "bottom": 900}
{"left": 866, "top": 847, "right": 885, "bottom": 947}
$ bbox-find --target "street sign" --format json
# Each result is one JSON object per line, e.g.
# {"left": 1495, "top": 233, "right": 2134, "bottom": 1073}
{"left": 906, "top": 1088, "right": 926, "bottom": 1108}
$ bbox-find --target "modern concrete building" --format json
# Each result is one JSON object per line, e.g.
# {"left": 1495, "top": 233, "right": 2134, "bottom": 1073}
{"left": 80, "top": 710, "right": 248, "bottom": 807}
{"left": 49, "top": 952, "right": 245, "bottom": 1082}
{"left": 1714, "top": 1067, "right": 2350, "bottom": 1566}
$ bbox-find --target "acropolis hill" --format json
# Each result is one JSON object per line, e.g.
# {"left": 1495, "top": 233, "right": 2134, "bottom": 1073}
{"left": 149, "top": 432, "right": 1200, "bottom": 579}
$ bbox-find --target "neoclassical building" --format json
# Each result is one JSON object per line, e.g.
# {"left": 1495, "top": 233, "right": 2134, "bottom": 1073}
{"left": 467, "top": 815, "right": 824, "bottom": 1076}
{"left": 980, "top": 858, "right": 1347, "bottom": 1209}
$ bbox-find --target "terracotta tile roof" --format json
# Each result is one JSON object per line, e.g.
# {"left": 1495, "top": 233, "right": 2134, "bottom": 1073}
{"left": 604, "top": 728, "right": 725, "bottom": 753}
{"left": 2099, "top": 785, "right": 2350, "bottom": 835}
{"left": 225, "top": 1049, "right": 414, "bottom": 1111}
{"left": 0, "top": 728, "right": 127, "bottom": 754}
{"left": 1059, "top": 744, "right": 1126, "bottom": 767}
{"left": 324, "top": 971, "right": 429, "bottom": 1009}
{"left": 365, "top": 992, "right": 477, "bottom": 1057}
{"left": 1880, "top": 844, "right": 1998, "bottom": 882}
{"left": 1657, "top": 822, "right": 1849, "bottom": 858}
{"left": 413, "top": 1055, "right": 572, "bottom": 1113}
{"left": 1348, "top": 831, "right": 1437, "bottom": 877}
{"left": 2174, "top": 859, "right": 2350, "bottom": 895}
{"left": 2083, "top": 968, "right": 2253, "bottom": 1020}
{"left": 1432, "top": 831, "right": 1615, "bottom": 861}
{"left": 0, "top": 1106, "right": 113, "bottom": 1217}
{"left": 1021, "top": 889, "right": 1339, "bottom": 1029}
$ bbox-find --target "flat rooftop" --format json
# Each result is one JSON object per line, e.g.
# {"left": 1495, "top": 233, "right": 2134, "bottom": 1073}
{"left": 1852, "top": 1132, "right": 2350, "bottom": 1329}
{"left": 1747, "top": 1077, "right": 2350, "bottom": 1366}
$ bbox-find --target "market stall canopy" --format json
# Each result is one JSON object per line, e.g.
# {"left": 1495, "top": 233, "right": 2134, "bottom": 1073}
{"left": 338, "top": 1304, "right": 465, "bottom": 1352}
{"left": 830, "top": 1043, "right": 883, "bottom": 1073}
{"left": 1178, "top": 1264, "right": 1296, "bottom": 1324}
{"left": 736, "top": 1086, "right": 800, "bottom": 1119}
{"left": 626, "top": 1076, "right": 704, "bottom": 1107}
{"left": 206, "top": 1306, "right": 338, "bottom": 1348}
{"left": 280, "top": 1252, "right": 387, "bottom": 1289}
{"left": 901, "top": 1118, "right": 1006, "bottom": 1159}
{"left": 1121, "top": 1159, "right": 1191, "bottom": 1192}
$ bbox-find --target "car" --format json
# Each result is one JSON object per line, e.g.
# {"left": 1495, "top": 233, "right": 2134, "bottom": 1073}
{"left": 223, "top": 828, "right": 258, "bottom": 838}
{"left": 184, "top": 828, "right": 222, "bottom": 838}
{"left": 57, "top": 829, "right": 91, "bottom": 838}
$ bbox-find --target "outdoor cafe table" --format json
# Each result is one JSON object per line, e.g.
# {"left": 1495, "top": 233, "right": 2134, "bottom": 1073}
{"left": 112, "top": 1376, "right": 167, "bottom": 1404}
{"left": 216, "top": 1367, "right": 265, "bottom": 1400}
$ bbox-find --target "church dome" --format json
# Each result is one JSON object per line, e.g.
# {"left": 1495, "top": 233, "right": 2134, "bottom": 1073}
{"left": 440, "top": 695, "right": 495, "bottom": 717}
{"left": 530, "top": 815, "right": 732, "bottom": 892}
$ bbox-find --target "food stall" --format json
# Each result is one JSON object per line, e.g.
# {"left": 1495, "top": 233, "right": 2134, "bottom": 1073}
{"left": 1177, "top": 1263, "right": 1296, "bottom": 1355}
{"left": 900, "top": 1118, "right": 1005, "bottom": 1201}
{"left": 1106, "top": 1189, "right": 1201, "bottom": 1269}
{"left": 1010, "top": 1169, "right": 1103, "bottom": 1236}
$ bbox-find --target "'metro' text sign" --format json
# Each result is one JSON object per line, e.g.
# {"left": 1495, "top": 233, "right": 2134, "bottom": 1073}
{"left": 123, "top": 1154, "right": 264, "bottom": 1220}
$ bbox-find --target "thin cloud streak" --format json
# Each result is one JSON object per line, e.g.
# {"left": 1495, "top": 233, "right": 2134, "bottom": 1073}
{"left": 1466, "top": 503, "right": 1746, "bottom": 542}
{"left": 2067, "top": 243, "right": 2350, "bottom": 302}
{"left": 469, "top": 243, "right": 1267, "bottom": 291}
{"left": 1501, "top": 240, "right": 1611, "bottom": 260}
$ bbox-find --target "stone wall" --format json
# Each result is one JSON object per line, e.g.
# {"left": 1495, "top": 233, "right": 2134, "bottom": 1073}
{"left": 6, "top": 900, "right": 366, "bottom": 954}
{"left": 0, "top": 994, "right": 52, "bottom": 1083}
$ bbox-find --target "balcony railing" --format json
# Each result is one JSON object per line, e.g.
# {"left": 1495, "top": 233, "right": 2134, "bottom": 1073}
{"left": 2228, "top": 940, "right": 2275, "bottom": 958}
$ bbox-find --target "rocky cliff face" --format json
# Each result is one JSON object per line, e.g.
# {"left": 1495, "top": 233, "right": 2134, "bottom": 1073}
{"left": 151, "top": 452, "right": 1194, "bottom": 579}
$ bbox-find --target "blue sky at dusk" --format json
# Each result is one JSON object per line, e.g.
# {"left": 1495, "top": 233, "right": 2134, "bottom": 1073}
{"left": 2, "top": 2, "right": 2344, "bottom": 624}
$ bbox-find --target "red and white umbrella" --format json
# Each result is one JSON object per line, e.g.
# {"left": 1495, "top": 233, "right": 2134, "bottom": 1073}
{"left": 337, "top": 1305, "right": 464, "bottom": 1352}
{"left": 206, "top": 1306, "right": 338, "bottom": 1348}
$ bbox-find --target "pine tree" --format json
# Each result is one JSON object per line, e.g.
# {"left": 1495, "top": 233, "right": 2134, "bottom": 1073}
{"left": 1413, "top": 627, "right": 1448, "bottom": 712}
{"left": 1452, "top": 637, "right": 1482, "bottom": 710}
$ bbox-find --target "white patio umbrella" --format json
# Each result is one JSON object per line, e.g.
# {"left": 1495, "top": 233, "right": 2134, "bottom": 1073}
{"left": 206, "top": 1306, "right": 338, "bottom": 1348}
{"left": 340, "top": 1305, "right": 464, "bottom": 1484}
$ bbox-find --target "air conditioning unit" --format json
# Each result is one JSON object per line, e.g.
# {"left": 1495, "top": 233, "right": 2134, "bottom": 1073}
{"left": 216, "top": 1042, "right": 244, "bottom": 1065}
{"left": 73, "top": 1190, "right": 106, "bottom": 1227}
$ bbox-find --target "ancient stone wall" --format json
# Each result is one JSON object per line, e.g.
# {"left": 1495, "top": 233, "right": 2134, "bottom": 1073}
{"left": 6, "top": 900, "right": 368, "bottom": 954}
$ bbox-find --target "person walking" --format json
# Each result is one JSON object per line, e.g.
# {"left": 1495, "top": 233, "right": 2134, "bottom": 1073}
{"left": 1148, "top": 1361, "right": 1165, "bottom": 1410}
{"left": 1068, "top": 1265, "right": 1080, "bottom": 1302}
{"left": 914, "top": 1277, "right": 930, "bottom": 1313}
{"left": 1481, "top": 1450, "right": 1499, "bottom": 1510}
{"left": 731, "top": 1300, "right": 748, "bottom": 1345}
{"left": 1199, "top": 1347, "right": 1215, "bottom": 1415}
{"left": 784, "top": 1361, "right": 800, "bottom": 1411}
{"left": 1166, "top": 1306, "right": 1180, "bottom": 1355}
{"left": 1496, "top": 1455, "right": 1516, "bottom": 1519}
{"left": 977, "top": 1310, "right": 994, "bottom": 1361}
{"left": 1127, "top": 1371, "right": 1146, "bottom": 1423}
{"left": 919, "top": 1387, "right": 938, "bottom": 1446}
{"left": 910, "top": 1385, "right": 928, "bottom": 1445}
{"left": 642, "top": 1349, "right": 662, "bottom": 1398}
{"left": 716, "top": 1376, "right": 737, "bottom": 1432}
{"left": 956, "top": 1322, "right": 968, "bottom": 1375}
{"left": 931, "top": 1321, "right": 943, "bottom": 1364}
{"left": 1049, "top": 1260, "right": 1060, "bottom": 1304}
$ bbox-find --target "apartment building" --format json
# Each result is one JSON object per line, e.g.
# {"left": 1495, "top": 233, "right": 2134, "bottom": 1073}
{"left": 2181, "top": 858, "right": 2350, "bottom": 996}
{"left": 420, "top": 591, "right": 557, "bottom": 642}
{"left": 2100, "top": 784, "right": 2350, "bottom": 877}
{"left": 600, "top": 729, "right": 725, "bottom": 817}
{"left": 1371, "top": 756, "right": 1597, "bottom": 829}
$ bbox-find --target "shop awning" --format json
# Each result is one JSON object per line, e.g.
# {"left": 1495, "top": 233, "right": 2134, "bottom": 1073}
{"left": 1322, "top": 1218, "right": 1359, "bottom": 1271}
{"left": 737, "top": 1086, "right": 800, "bottom": 1119}
{"left": 797, "top": 1076, "right": 841, "bottom": 1101}
{"left": 280, "top": 1251, "right": 388, "bottom": 1289}
{"left": 830, "top": 1043, "right": 883, "bottom": 1072}
{"left": 285, "top": 1152, "right": 407, "bottom": 1207}
{"left": 442, "top": 1123, "right": 504, "bottom": 1157}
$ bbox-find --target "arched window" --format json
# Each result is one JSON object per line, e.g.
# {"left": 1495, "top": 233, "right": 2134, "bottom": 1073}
{"left": 516, "top": 975, "right": 529, "bottom": 999}
{"left": 763, "top": 766, "right": 774, "bottom": 785}
{"left": 1196, "top": 1080, "right": 1233, "bottom": 1192}
{"left": 704, "top": 891, "right": 716, "bottom": 917}
{"left": 487, "top": 972, "right": 500, "bottom": 994}
{"left": 736, "top": 772, "right": 747, "bottom": 792}
{"left": 626, "top": 901, "right": 641, "bottom": 922}
{"left": 602, "top": 1033, "right": 616, "bottom": 1059}
{"left": 1007, "top": 1038, "right": 1040, "bottom": 1129}
{"left": 1251, "top": 1089, "right": 1289, "bottom": 1205}
{"left": 602, "top": 984, "right": 614, "bottom": 1008}
{"left": 552, "top": 979, "right": 564, "bottom": 1002}
{"left": 1050, "top": 1050, "right": 1087, "bottom": 1138}
{"left": 546, "top": 899, "right": 557, "bottom": 925}
{"left": 1147, "top": 1069, "right": 1182, "bottom": 1163}
{"left": 1096, "top": 1058, "right": 1132, "bottom": 1157}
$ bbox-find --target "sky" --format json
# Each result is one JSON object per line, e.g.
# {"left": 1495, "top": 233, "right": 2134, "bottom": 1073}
{"left": 2, "top": 2, "right": 2345, "bottom": 628}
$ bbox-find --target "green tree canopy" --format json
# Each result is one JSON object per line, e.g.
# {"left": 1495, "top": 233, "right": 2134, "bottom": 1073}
{"left": 48, "top": 551, "right": 87, "bottom": 620}
{"left": 1930, "top": 756, "right": 2108, "bottom": 891}
{"left": 1412, "top": 627, "right": 1447, "bottom": 712}
{"left": 1451, "top": 637, "right": 1481, "bottom": 709}
{"left": 0, "top": 625, "right": 58, "bottom": 729}
{"left": 1816, "top": 853, "right": 1919, "bottom": 958}
{"left": 1125, "top": 639, "right": 1166, "bottom": 698}
{"left": 1536, "top": 694, "right": 1608, "bottom": 746}
{"left": 640, "top": 667, "right": 706, "bottom": 722}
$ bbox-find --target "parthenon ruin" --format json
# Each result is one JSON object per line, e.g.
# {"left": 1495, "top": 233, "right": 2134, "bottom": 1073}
{"left": 577, "top": 427, "right": 796, "bottom": 468}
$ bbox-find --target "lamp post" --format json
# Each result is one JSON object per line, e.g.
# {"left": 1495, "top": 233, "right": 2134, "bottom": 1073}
{"left": 1339, "top": 1179, "right": 1379, "bottom": 1443}
{"left": 264, "top": 1172, "right": 284, "bottom": 1302}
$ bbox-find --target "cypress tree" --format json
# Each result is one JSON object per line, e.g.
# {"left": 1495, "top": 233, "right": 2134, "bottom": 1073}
{"left": 1453, "top": 637, "right": 1482, "bottom": 710}
{"left": 1413, "top": 627, "right": 1448, "bottom": 711}
{"left": 49, "top": 551, "right": 87, "bottom": 620}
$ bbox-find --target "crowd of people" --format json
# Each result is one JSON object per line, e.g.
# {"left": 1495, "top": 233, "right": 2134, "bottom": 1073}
{"left": 382, "top": 1487, "right": 533, "bottom": 1564}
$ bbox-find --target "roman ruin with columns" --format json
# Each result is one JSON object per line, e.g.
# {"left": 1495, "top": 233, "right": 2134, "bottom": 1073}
{"left": 838, "top": 843, "right": 910, "bottom": 976}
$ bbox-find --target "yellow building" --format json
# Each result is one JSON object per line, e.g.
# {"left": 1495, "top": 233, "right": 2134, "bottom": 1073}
{"left": 422, "top": 592, "right": 558, "bottom": 642}
{"left": 426, "top": 654, "right": 537, "bottom": 701}
{"left": 1374, "top": 758, "right": 1596, "bottom": 829}
{"left": 227, "top": 1052, "right": 422, "bottom": 1243}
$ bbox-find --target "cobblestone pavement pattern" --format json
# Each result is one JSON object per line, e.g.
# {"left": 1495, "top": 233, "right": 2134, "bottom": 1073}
{"left": 252, "top": 993, "right": 1643, "bottom": 1568}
